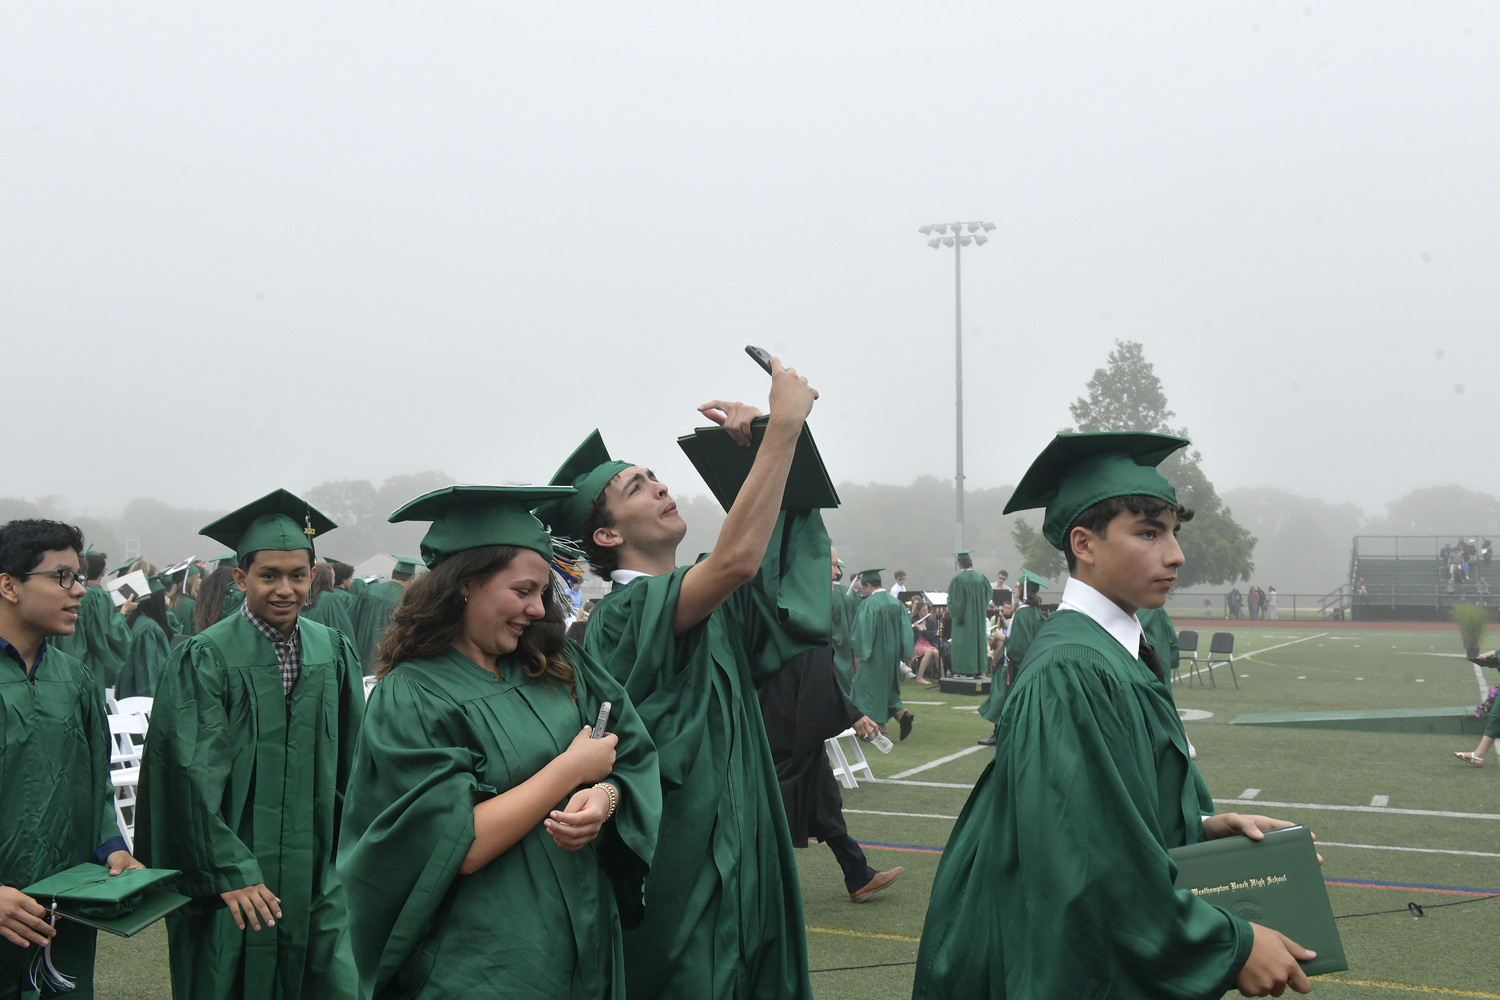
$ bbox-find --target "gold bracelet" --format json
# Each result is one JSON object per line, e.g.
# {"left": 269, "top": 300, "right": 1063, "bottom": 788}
{"left": 593, "top": 781, "right": 618, "bottom": 822}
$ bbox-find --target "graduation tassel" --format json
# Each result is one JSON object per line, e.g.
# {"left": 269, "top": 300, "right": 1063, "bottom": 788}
{"left": 28, "top": 903, "right": 76, "bottom": 995}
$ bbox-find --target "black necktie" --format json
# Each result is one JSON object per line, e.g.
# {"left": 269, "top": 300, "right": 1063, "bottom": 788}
{"left": 1139, "top": 637, "right": 1167, "bottom": 681}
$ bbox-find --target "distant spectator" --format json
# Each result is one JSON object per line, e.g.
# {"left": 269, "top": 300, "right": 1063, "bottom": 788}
{"left": 889, "top": 570, "right": 907, "bottom": 598}
{"left": 1265, "top": 586, "right": 1279, "bottom": 621}
{"left": 1484, "top": 539, "right": 1493, "bottom": 565}
{"left": 1247, "top": 586, "right": 1260, "bottom": 620}
{"left": 1227, "top": 587, "right": 1243, "bottom": 620}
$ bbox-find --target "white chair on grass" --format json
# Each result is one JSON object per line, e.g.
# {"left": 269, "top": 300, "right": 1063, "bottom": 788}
{"left": 113, "top": 696, "right": 154, "bottom": 721}
{"left": 106, "top": 713, "right": 149, "bottom": 850}
{"left": 824, "top": 728, "right": 874, "bottom": 789}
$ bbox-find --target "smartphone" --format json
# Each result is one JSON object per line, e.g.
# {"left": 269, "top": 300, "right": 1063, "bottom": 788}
{"left": 591, "top": 702, "right": 612, "bottom": 738}
{"left": 745, "top": 345, "right": 773, "bottom": 375}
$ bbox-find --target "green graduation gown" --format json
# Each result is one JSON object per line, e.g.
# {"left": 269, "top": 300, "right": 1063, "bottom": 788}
{"left": 337, "top": 645, "right": 661, "bottom": 999}
{"left": 1137, "top": 608, "right": 1215, "bottom": 818}
{"left": 829, "top": 584, "right": 860, "bottom": 696}
{"left": 173, "top": 596, "right": 198, "bottom": 639}
{"left": 352, "top": 581, "right": 403, "bottom": 674}
{"left": 849, "top": 589, "right": 913, "bottom": 724}
{"left": 582, "top": 510, "right": 830, "bottom": 1000}
{"left": 136, "top": 613, "right": 364, "bottom": 1000}
{"left": 0, "top": 644, "right": 120, "bottom": 999}
{"left": 50, "top": 585, "right": 130, "bottom": 691}
{"left": 912, "top": 609, "right": 1253, "bottom": 1000}
{"left": 980, "top": 603, "right": 1044, "bottom": 724}
{"left": 116, "top": 615, "right": 170, "bottom": 700}
{"left": 299, "top": 592, "right": 356, "bottom": 644}
{"left": 946, "top": 568, "right": 992, "bottom": 676}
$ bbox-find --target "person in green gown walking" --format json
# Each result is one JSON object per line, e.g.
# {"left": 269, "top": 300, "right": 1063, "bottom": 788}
{"left": 913, "top": 432, "right": 1315, "bottom": 1000}
{"left": 137, "top": 490, "right": 364, "bottom": 1000}
{"left": 534, "top": 355, "right": 828, "bottom": 1000}
{"left": 116, "top": 574, "right": 172, "bottom": 700}
{"left": 850, "top": 569, "right": 916, "bottom": 740}
{"left": 338, "top": 485, "right": 660, "bottom": 999}
{"left": 945, "top": 551, "right": 991, "bottom": 677}
{"left": 0, "top": 520, "right": 143, "bottom": 999}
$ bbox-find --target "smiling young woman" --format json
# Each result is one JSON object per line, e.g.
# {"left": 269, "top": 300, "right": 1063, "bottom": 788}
{"left": 337, "top": 485, "right": 660, "bottom": 1000}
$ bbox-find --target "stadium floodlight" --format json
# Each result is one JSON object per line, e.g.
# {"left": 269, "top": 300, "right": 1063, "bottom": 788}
{"left": 914, "top": 219, "right": 997, "bottom": 552}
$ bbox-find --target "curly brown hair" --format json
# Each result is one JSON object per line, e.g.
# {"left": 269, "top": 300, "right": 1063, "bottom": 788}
{"left": 375, "top": 545, "right": 575, "bottom": 697}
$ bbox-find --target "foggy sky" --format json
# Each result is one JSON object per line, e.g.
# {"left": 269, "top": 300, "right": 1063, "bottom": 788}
{"left": 6, "top": 2, "right": 1498, "bottom": 521}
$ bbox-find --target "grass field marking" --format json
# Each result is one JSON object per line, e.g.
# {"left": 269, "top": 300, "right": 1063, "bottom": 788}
{"left": 866, "top": 777, "right": 975, "bottom": 789}
{"left": 887, "top": 744, "right": 990, "bottom": 779}
{"left": 903, "top": 700, "right": 948, "bottom": 706}
{"left": 1245, "top": 633, "right": 1329, "bottom": 658}
{"left": 1371, "top": 794, "right": 1390, "bottom": 807}
{"left": 1240, "top": 788, "right": 1261, "bottom": 799}
{"left": 1214, "top": 797, "right": 1500, "bottom": 821}
{"left": 1318, "top": 840, "right": 1500, "bottom": 860}
{"left": 845, "top": 808, "right": 960, "bottom": 820}
{"left": 1322, "top": 977, "right": 1500, "bottom": 998}
{"left": 951, "top": 705, "right": 981, "bottom": 712}
{"left": 1473, "top": 661, "right": 1490, "bottom": 699}
{"left": 806, "top": 925, "right": 922, "bottom": 944}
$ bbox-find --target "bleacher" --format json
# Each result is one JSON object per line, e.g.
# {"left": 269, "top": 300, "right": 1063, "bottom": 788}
{"left": 1349, "top": 534, "right": 1498, "bottom": 622}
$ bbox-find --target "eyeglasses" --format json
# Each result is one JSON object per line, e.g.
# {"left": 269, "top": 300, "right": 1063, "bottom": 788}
{"left": 20, "top": 568, "right": 86, "bottom": 590}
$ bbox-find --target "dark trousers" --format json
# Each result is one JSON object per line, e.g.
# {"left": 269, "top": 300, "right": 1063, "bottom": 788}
{"left": 823, "top": 833, "right": 875, "bottom": 893}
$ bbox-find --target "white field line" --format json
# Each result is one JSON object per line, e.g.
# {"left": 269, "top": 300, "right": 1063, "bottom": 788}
{"left": 1243, "top": 633, "right": 1328, "bottom": 659}
{"left": 1315, "top": 840, "right": 1500, "bottom": 860}
{"left": 886, "top": 744, "right": 990, "bottom": 779}
{"left": 1214, "top": 797, "right": 1500, "bottom": 821}
{"left": 844, "top": 808, "right": 960, "bottom": 820}
{"left": 1475, "top": 661, "right": 1492, "bottom": 699}
{"left": 1240, "top": 788, "right": 1261, "bottom": 799}
{"left": 864, "top": 777, "right": 974, "bottom": 789}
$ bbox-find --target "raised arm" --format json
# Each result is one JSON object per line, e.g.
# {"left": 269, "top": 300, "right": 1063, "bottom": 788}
{"left": 671, "top": 357, "right": 817, "bottom": 634}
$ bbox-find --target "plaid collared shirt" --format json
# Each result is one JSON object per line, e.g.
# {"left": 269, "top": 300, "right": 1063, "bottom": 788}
{"left": 240, "top": 602, "right": 301, "bottom": 699}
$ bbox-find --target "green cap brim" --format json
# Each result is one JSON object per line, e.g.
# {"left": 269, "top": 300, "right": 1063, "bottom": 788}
{"left": 199, "top": 489, "right": 336, "bottom": 562}
{"left": 390, "top": 555, "right": 422, "bottom": 575}
{"left": 856, "top": 567, "right": 885, "bottom": 586}
{"left": 1003, "top": 432, "right": 1189, "bottom": 550}
{"left": 390, "top": 485, "right": 575, "bottom": 567}
{"left": 532, "top": 430, "right": 632, "bottom": 540}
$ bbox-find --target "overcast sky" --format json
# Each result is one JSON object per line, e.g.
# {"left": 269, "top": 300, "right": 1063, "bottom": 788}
{"left": 6, "top": 2, "right": 1497, "bottom": 521}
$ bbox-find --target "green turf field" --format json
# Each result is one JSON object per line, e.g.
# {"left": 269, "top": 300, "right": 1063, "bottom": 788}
{"left": 92, "top": 623, "right": 1500, "bottom": 999}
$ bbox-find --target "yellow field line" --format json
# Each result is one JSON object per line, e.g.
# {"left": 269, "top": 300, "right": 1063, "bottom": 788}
{"left": 806, "top": 925, "right": 921, "bottom": 943}
{"left": 1321, "top": 978, "right": 1500, "bottom": 998}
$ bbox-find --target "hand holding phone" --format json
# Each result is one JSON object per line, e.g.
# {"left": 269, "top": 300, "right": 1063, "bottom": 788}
{"left": 745, "top": 345, "right": 773, "bottom": 375}
{"left": 590, "top": 702, "right": 612, "bottom": 739}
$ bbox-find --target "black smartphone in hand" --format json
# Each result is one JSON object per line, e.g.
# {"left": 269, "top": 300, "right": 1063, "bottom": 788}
{"left": 745, "top": 345, "right": 773, "bottom": 375}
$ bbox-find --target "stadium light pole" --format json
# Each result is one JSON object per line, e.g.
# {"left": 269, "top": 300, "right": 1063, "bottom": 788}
{"left": 918, "top": 220, "right": 995, "bottom": 555}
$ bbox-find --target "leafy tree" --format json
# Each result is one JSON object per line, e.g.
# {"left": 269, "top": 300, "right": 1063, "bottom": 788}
{"left": 1009, "top": 518, "right": 1065, "bottom": 583}
{"left": 1067, "top": 340, "right": 1255, "bottom": 589}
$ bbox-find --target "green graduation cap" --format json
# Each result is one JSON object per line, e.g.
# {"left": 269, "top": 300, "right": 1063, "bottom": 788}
{"left": 199, "top": 489, "right": 337, "bottom": 563}
{"left": 1019, "top": 569, "right": 1047, "bottom": 589}
{"left": 857, "top": 568, "right": 885, "bottom": 586}
{"left": 24, "top": 862, "right": 190, "bottom": 938}
{"left": 1003, "top": 432, "right": 1189, "bottom": 551}
{"left": 111, "top": 558, "right": 137, "bottom": 577}
{"left": 533, "top": 431, "right": 633, "bottom": 540}
{"left": 205, "top": 552, "right": 237, "bottom": 569}
{"left": 955, "top": 550, "right": 972, "bottom": 559}
{"left": 390, "top": 555, "right": 422, "bottom": 575}
{"left": 390, "top": 485, "right": 576, "bottom": 568}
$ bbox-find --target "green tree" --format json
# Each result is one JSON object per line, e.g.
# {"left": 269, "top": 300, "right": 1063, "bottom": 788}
{"left": 1067, "top": 340, "right": 1255, "bottom": 589}
{"left": 1009, "top": 518, "right": 1065, "bottom": 583}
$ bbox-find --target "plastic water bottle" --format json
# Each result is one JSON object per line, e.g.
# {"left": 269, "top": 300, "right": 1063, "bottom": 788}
{"left": 868, "top": 732, "right": 894, "bottom": 754}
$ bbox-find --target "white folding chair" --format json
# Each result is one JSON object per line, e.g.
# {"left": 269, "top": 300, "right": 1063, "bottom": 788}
{"left": 824, "top": 728, "right": 874, "bottom": 789}
{"left": 107, "top": 713, "right": 148, "bottom": 768}
{"left": 113, "top": 696, "right": 153, "bottom": 722}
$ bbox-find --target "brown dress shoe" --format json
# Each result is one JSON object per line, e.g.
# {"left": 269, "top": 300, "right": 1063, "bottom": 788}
{"left": 850, "top": 866, "right": 904, "bottom": 903}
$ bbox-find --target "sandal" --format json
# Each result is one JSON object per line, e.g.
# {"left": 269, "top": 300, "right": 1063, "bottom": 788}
{"left": 1454, "top": 751, "right": 1484, "bottom": 767}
